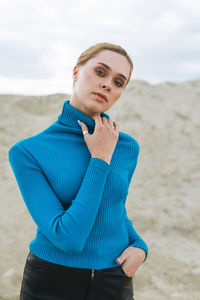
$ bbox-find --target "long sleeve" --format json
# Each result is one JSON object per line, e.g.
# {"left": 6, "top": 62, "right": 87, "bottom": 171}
{"left": 126, "top": 141, "right": 148, "bottom": 262}
{"left": 8, "top": 143, "right": 111, "bottom": 254}
{"left": 125, "top": 213, "right": 148, "bottom": 262}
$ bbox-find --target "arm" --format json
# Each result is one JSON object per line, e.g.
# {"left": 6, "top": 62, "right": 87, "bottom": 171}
{"left": 126, "top": 141, "right": 148, "bottom": 262}
{"left": 125, "top": 214, "right": 148, "bottom": 262}
{"left": 8, "top": 143, "right": 111, "bottom": 254}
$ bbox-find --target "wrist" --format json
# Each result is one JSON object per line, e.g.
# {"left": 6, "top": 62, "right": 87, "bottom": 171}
{"left": 91, "top": 155, "right": 111, "bottom": 165}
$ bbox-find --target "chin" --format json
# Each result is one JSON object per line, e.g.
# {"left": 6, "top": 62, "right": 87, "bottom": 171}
{"left": 87, "top": 101, "right": 104, "bottom": 114}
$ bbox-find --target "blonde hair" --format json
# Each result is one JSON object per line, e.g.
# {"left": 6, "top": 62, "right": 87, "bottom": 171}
{"left": 73, "top": 42, "right": 133, "bottom": 88}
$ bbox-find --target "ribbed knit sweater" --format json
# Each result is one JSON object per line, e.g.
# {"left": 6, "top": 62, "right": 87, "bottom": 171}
{"left": 8, "top": 100, "right": 148, "bottom": 270}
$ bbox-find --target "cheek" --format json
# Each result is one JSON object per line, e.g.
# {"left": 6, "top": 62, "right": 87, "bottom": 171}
{"left": 85, "top": 70, "right": 95, "bottom": 84}
{"left": 76, "top": 71, "right": 90, "bottom": 89}
{"left": 76, "top": 71, "right": 95, "bottom": 97}
{"left": 79, "top": 71, "right": 95, "bottom": 92}
{"left": 113, "top": 88, "right": 123, "bottom": 99}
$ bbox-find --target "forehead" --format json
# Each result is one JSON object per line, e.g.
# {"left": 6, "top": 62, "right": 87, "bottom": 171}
{"left": 87, "top": 50, "right": 130, "bottom": 78}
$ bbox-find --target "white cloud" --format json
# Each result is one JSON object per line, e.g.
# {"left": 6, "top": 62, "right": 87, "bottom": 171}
{"left": 0, "top": 0, "right": 199, "bottom": 94}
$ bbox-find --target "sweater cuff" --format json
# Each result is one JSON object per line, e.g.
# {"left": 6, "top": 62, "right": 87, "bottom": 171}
{"left": 129, "top": 241, "right": 148, "bottom": 262}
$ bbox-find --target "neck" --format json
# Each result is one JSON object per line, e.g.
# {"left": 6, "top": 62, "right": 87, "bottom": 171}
{"left": 58, "top": 100, "right": 110, "bottom": 134}
{"left": 69, "top": 96, "right": 101, "bottom": 119}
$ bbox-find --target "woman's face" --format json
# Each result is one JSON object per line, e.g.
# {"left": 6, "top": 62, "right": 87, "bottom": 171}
{"left": 70, "top": 50, "right": 131, "bottom": 118}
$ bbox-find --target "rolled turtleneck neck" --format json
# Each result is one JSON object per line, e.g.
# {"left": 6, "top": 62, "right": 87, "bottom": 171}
{"left": 58, "top": 100, "right": 110, "bottom": 133}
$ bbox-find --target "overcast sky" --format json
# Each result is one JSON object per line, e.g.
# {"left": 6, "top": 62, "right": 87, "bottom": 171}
{"left": 0, "top": 0, "right": 200, "bottom": 95}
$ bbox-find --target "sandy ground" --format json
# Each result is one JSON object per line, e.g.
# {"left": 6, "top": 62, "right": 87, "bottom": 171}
{"left": 0, "top": 79, "right": 200, "bottom": 299}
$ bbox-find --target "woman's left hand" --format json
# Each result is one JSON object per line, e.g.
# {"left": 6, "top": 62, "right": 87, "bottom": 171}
{"left": 115, "top": 246, "right": 146, "bottom": 277}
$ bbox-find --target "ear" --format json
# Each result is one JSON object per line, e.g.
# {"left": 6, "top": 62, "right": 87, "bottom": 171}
{"left": 72, "top": 65, "right": 79, "bottom": 82}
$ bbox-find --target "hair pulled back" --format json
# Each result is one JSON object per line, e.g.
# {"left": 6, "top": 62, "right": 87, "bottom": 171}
{"left": 73, "top": 42, "right": 133, "bottom": 87}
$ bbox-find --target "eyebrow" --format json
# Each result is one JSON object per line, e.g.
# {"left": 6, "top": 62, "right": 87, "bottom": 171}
{"left": 97, "top": 62, "right": 128, "bottom": 82}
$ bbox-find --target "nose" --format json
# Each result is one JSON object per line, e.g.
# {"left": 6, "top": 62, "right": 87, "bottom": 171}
{"left": 102, "top": 83, "right": 111, "bottom": 91}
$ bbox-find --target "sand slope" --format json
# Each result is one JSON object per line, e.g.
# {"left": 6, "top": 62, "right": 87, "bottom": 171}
{"left": 1, "top": 80, "right": 200, "bottom": 299}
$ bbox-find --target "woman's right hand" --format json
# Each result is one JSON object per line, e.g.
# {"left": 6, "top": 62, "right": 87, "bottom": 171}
{"left": 78, "top": 116, "right": 120, "bottom": 165}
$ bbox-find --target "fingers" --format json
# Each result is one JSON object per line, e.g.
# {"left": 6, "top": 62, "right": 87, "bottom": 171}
{"left": 113, "top": 121, "right": 120, "bottom": 134}
{"left": 92, "top": 115, "right": 120, "bottom": 133}
{"left": 93, "top": 115, "right": 113, "bottom": 129}
{"left": 78, "top": 120, "right": 88, "bottom": 131}
{"left": 101, "top": 117, "right": 119, "bottom": 130}
{"left": 78, "top": 120, "right": 90, "bottom": 139}
{"left": 107, "top": 118, "right": 115, "bottom": 129}
{"left": 107, "top": 119, "right": 120, "bottom": 134}
{"left": 92, "top": 114, "right": 103, "bottom": 127}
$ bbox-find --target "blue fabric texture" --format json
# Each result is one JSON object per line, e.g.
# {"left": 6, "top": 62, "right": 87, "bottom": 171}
{"left": 8, "top": 100, "right": 148, "bottom": 269}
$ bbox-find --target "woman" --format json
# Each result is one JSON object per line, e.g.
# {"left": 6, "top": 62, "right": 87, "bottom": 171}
{"left": 8, "top": 42, "right": 148, "bottom": 300}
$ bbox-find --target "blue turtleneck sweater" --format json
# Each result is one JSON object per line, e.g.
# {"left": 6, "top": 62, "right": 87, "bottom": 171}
{"left": 8, "top": 100, "right": 148, "bottom": 269}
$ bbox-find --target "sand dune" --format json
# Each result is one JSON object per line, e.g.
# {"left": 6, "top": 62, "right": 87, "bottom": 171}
{"left": 1, "top": 79, "right": 200, "bottom": 299}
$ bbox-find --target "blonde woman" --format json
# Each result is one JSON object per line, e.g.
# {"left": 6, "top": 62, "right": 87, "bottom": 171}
{"left": 9, "top": 42, "right": 148, "bottom": 300}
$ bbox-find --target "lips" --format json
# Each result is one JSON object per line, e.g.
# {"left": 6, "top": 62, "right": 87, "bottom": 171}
{"left": 93, "top": 92, "right": 107, "bottom": 102}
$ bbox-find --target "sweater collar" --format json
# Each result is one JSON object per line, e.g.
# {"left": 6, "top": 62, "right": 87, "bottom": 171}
{"left": 58, "top": 100, "right": 110, "bottom": 133}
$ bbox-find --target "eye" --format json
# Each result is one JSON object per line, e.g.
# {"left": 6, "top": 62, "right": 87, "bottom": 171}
{"left": 96, "top": 69, "right": 104, "bottom": 76}
{"left": 96, "top": 68, "right": 124, "bottom": 87}
{"left": 115, "top": 80, "right": 123, "bottom": 87}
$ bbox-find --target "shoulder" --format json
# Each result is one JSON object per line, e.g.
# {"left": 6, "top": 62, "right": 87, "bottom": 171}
{"left": 119, "top": 131, "right": 140, "bottom": 155}
{"left": 9, "top": 133, "right": 41, "bottom": 154}
{"left": 8, "top": 123, "right": 52, "bottom": 156}
{"left": 8, "top": 120, "right": 58, "bottom": 153}
{"left": 8, "top": 136, "right": 39, "bottom": 163}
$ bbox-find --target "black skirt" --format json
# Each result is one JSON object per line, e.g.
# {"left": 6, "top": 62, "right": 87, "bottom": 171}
{"left": 20, "top": 251, "right": 134, "bottom": 300}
